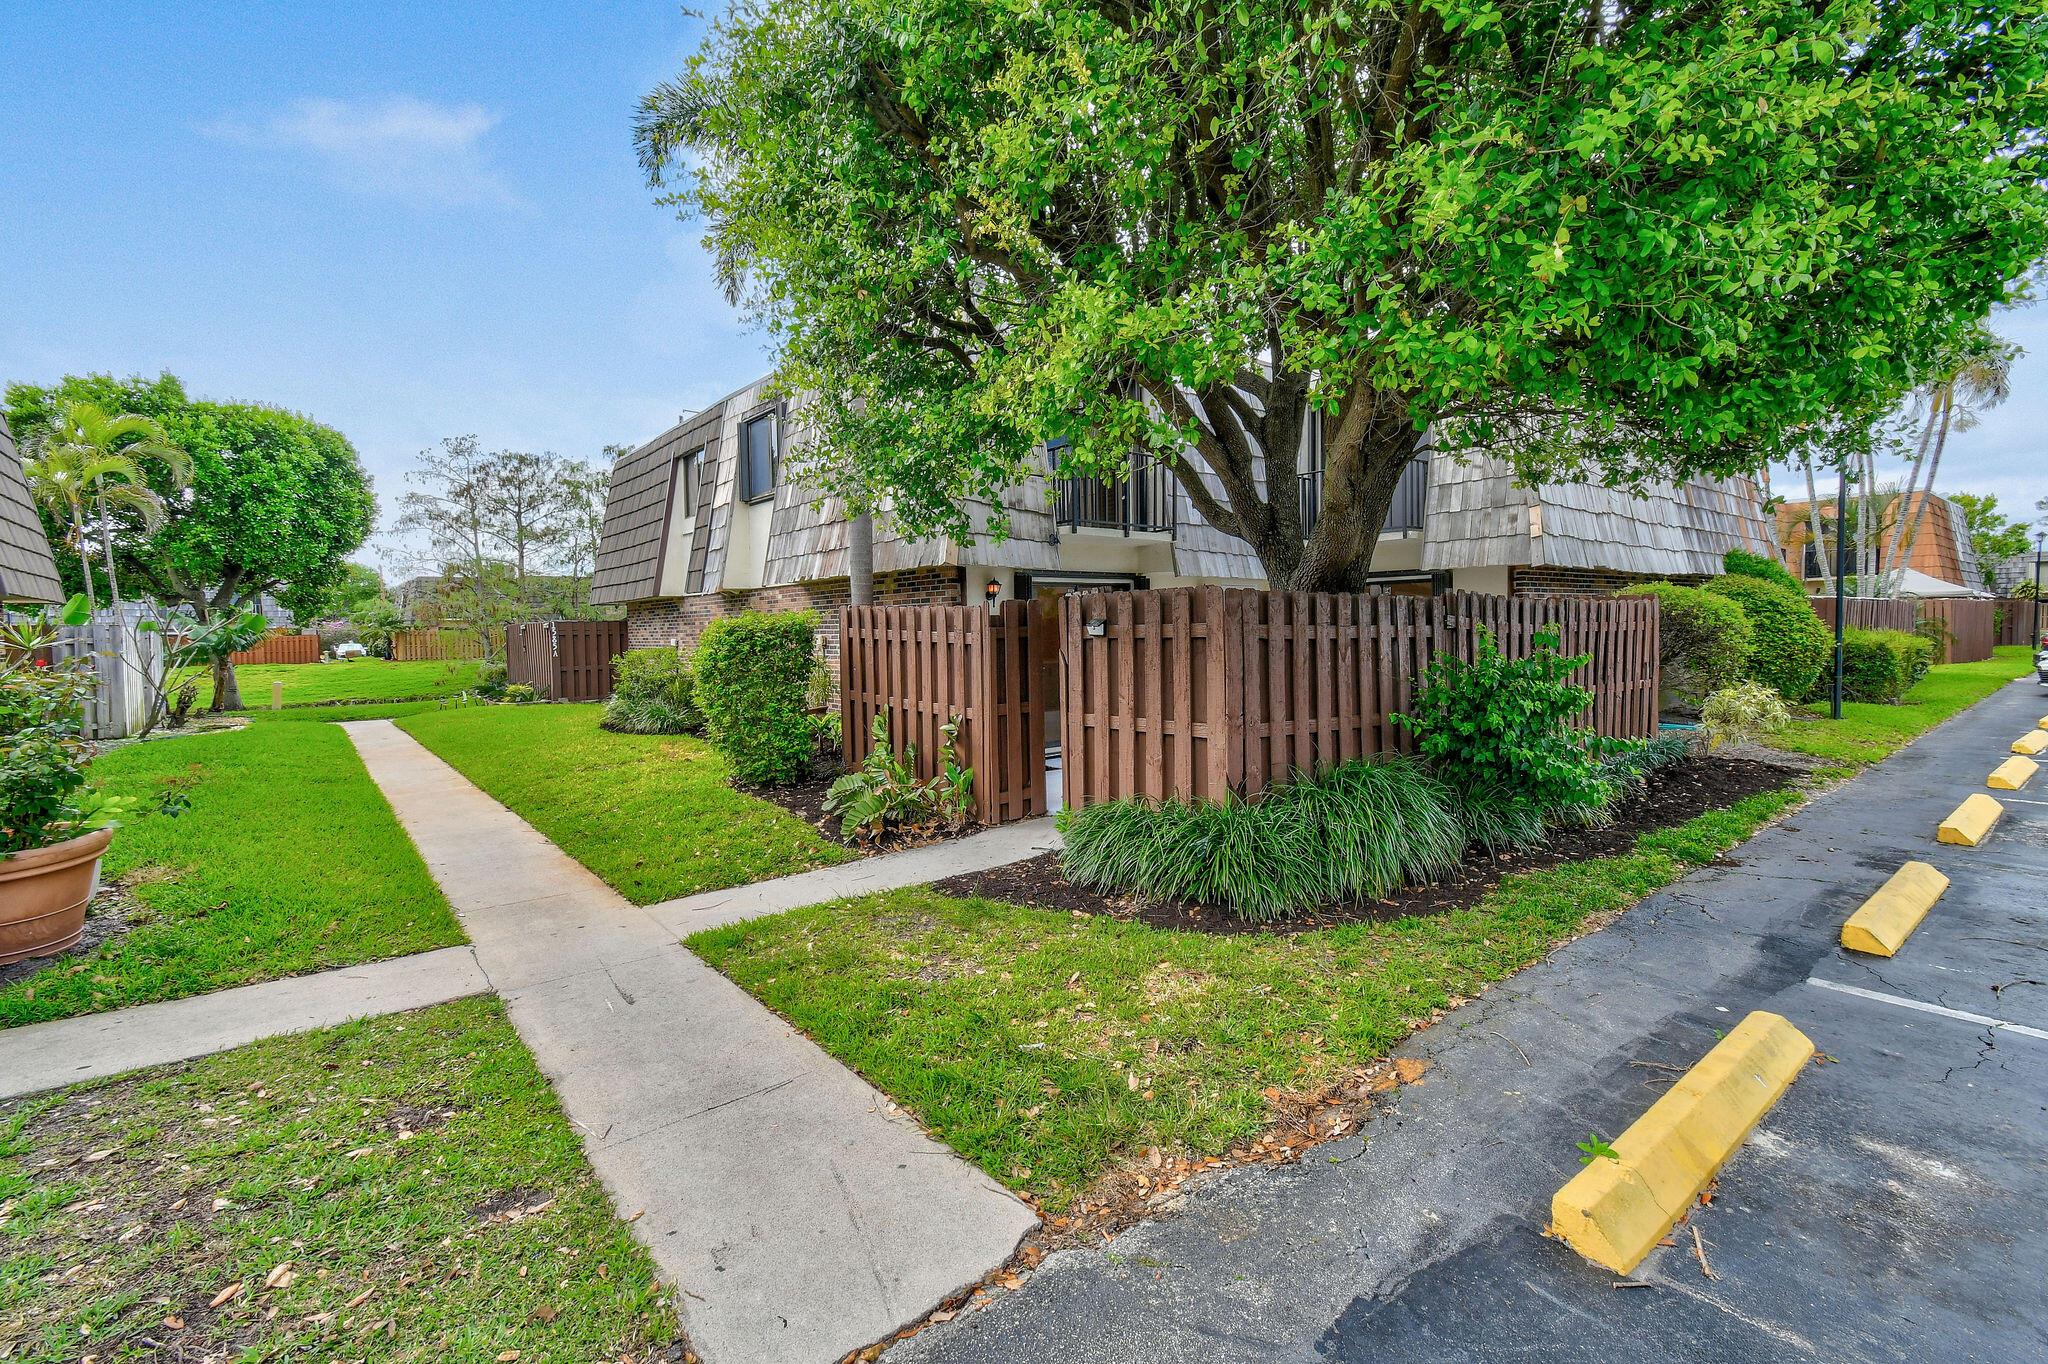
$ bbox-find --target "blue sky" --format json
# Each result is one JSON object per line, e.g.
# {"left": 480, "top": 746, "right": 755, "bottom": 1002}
{"left": 2, "top": 3, "right": 2043, "bottom": 576}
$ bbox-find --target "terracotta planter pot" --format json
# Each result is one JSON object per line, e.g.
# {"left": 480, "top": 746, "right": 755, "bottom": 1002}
{"left": 0, "top": 827, "right": 114, "bottom": 966}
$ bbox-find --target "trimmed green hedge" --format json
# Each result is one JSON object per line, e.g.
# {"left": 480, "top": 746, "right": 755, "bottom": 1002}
{"left": 1837, "top": 627, "right": 1935, "bottom": 703}
{"left": 1705, "top": 574, "right": 1831, "bottom": 700}
{"left": 1721, "top": 547, "right": 1807, "bottom": 593}
{"left": 693, "top": 611, "right": 819, "bottom": 784}
{"left": 1619, "top": 582, "right": 1752, "bottom": 714}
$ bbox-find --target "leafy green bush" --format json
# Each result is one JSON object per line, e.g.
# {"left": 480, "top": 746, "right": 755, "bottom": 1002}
{"left": 1058, "top": 756, "right": 1467, "bottom": 922}
{"left": 1619, "top": 582, "right": 1753, "bottom": 714}
{"left": 1722, "top": 547, "right": 1806, "bottom": 593}
{"left": 1396, "top": 626, "right": 1611, "bottom": 818}
{"left": 692, "top": 610, "right": 820, "bottom": 785}
{"left": 601, "top": 648, "right": 702, "bottom": 735}
{"left": 1704, "top": 574, "right": 1831, "bottom": 700}
{"left": 502, "top": 683, "right": 538, "bottom": 704}
{"left": 1837, "top": 627, "right": 1935, "bottom": 703}
{"left": 824, "top": 714, "right": 972, "bottom": 841}
{"left": 1700, "top": 681, "right": 1791, "bottom": 749}
{"left": 474, "top": 662, "right": 508, "bottom": 699}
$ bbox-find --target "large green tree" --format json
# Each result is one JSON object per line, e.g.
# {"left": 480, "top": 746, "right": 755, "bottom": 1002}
{"left": 640, "top": 0, "right": 2048, "bottom": 589}
{"left": 5, "top": 373, "right": 375, "bottom": 708}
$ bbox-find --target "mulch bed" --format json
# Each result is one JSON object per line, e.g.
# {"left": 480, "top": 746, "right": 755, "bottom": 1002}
{"left": 743, "top": 767, "right": 980, "bottom": 858}
{"left": 930, "top": 755, "right": 1800, "bottom": 936}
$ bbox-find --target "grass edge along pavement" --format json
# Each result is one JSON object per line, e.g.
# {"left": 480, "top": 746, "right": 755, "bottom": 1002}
{"left": 0, "top": 722, "right": 464, "bottom": 1028}
{"left": 396, "top": 702, "right": 855, "bottom": 905}
{"left": 687, "top": 784, "right": 1805, "bottom": 1216}
{"left": 1768, "top": 645, "right": 2035, "bottom": 769}
{"left": 0, "top": 997, "right": 688, "bottom": 1363}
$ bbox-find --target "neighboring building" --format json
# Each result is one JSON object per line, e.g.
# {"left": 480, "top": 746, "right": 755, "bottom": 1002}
{"left": 1989, "top": 550, "right": 2047, "bottom": 598}
{"left": 1774, "top": 491, "right": 1984, "bottom": 596}
{"left": 0, "top": 412, "right": 64, "bottom": 606}
{"left": 592, "top": 374, "right": 1775, "bottom": 663}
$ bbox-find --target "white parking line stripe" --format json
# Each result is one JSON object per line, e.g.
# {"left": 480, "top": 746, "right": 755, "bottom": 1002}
{"left": 1806, "top": 977, "right": 2048, "bottom": 1042}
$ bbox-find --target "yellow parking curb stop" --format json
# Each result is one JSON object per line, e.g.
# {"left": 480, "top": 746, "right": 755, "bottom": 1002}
{"left": 1550, "top": 1012, "right": 1815, "bottom": 1275}
{"left": 2021, "top": 731, "right": 2048, "bottom": 756}
{"left": 1937, "top": 794, "right": 2004, "bottom": 847}
{"left": 1840, "top": 861, "right": 1949, "bottom": 957}
{"left": 1989, "top": 756, "right": 2040, "bottom": 791}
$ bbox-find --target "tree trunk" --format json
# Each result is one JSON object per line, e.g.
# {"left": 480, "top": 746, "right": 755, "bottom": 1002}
{"left": 848, "top": 509, "right": 875, "bottom": 605}
{"left": 1289, "top": 420, "right": 1426, "bottom": 591}
{"left": 1801, "top": 457, "right": 1833, "bottom": 592}
{"left": 212, "top": 656, "right": 244, "bottom": 712}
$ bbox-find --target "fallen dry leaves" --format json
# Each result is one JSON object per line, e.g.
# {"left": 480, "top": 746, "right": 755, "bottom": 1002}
{"left": 835, "top": 1054, "right": 1435, "bottom": 1364}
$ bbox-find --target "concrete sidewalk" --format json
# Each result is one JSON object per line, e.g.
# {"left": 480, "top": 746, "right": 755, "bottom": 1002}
{"left": 343, "top": 720, "right": 1038, "bottom": 1364}
{"left": 0, "top": 945, "right": 489, "bottom": 1100}
{"left": 891, "top": 678, "right": 2048, "bottom": 1364}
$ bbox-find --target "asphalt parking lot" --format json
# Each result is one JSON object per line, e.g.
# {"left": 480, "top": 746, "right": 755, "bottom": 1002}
{"left": 894, "top": 677, "right": 2048, "bottom": 1364}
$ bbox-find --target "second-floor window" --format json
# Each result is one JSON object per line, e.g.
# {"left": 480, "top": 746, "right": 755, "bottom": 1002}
{"left": 679, "top": 448, "right": 703, "bottom": 518}
{"left": 741, "top": 411, "right": 778, "bottom": 502}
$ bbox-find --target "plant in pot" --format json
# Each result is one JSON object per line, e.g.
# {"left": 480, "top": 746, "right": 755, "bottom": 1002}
{"left": 1, "top": 598, "right": 138, "bottom": 964}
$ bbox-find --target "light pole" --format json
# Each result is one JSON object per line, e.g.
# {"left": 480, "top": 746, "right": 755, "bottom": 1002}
{"left": 2033, "top": 530, "right": 2045, "bottom": 649}
{"left": 1831, "top": 466, "right": 1849, "bottom": 720}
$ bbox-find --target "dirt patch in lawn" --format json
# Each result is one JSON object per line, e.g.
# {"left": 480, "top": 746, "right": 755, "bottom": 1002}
{"left": 743, "top": 769, "right": 981, "bottom": 858}
{"left": 932, "top": 756, "right": 1799, "bottom": 935}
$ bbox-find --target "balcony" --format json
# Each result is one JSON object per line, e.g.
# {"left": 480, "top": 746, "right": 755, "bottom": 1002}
{"left": 1300, "top": 456, "right": 1427, "bottom": 539}
{"left": 1052, "top": 453, "right": 1175, "bottom": 535}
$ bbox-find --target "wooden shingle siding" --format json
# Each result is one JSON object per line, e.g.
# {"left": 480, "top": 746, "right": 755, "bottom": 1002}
{"left": 683, "top": 447, "right": 720, "bottom": 594}
{"left": 0, "top": 413, "right": 64, "bottom": 604}
{"left": 592, "top": 405, "right": 721, "bottom": 606}
{"left": 1423, "top": 453, "right": 1772, "bottom": 578}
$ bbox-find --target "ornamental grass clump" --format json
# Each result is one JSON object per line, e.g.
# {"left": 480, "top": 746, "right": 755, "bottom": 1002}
{"left": 1058, "top": 755, "right": 1465, "bottom": 923}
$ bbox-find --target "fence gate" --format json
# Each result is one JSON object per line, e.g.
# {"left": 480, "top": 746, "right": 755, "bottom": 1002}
{"left": 504, "top": 620, "right": 628, "bottom": 701}
{"left": 839, "top": 602, "right": 1051, "bottom": 826}
{"left": 1060, "top": 587, "right": 1662, "bottom": 810}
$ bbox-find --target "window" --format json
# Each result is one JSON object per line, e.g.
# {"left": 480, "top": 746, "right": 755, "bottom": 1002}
{"left": 678, "top": 448, "right": 703, "bottom": 518}
{"left": 740, "top": 412, "right": 778, "bottom": 502}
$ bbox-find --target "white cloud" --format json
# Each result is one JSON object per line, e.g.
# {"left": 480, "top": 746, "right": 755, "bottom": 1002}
{"left": 203, "top": 96, "right": 522, "bottom": 208}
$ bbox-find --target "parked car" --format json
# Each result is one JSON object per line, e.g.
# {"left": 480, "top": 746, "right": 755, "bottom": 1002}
{"left": 333, "top": 640, "right": 368, "bottom": 658}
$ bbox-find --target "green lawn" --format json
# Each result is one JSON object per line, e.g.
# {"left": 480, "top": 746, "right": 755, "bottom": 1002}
{"left": 198, "top": 657, "right": 483, "bottom": 710}
{"left": 246, "top": 698, "right": 482, "bottom": 723}
{"left": 0, "top": 724, "right": 463, "bottom": 1028}
{"left": 0, "top": 998, "right": 684, "bottom": 1363}
{"left": 398, "top": 704, "right": 854, "bottom": 905}
{"left": 689, "top": 786, "right": 1803, "bottom": 1211}
{"left": 1770, "top": 645, "right": 2036, "bottom": 767}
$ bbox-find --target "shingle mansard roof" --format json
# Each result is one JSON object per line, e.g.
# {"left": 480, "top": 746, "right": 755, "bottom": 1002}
{"left": 0, "top": 412, "right": 64, "bottom": 605}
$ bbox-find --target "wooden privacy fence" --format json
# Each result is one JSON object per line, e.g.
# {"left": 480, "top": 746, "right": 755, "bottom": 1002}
{"left": 229, "top": 631, "right": 320, "bottom": 666}
{"left": 1807, "top": 596, "right": 1917, "bottom": 635}
{"left": 839, "top": 602, "right": 1049, "bottom": 827}
{"left": 504, "top": 620, "right": 628, "bottom": 701}
{"left": 1917, "top": 598, "right": 1995, "bottom": 665}
{"left": 1061, "top": 587, "right": 1661, "bottom": 810}
{"left": 1996, "top": 598, "right": 2043, "bottom": 648}
{"left": 1806, "top": 596, "right": 1996, "bottom": 664}
{"left": 390, "top": 627, "right": 490, "bottom": 662}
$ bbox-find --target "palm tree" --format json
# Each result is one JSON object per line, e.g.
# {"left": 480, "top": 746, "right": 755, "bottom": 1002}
{"left": 25, "top": 399, "right": 191, "bottom": 618}
{"left": 1879, "top": 326, "right": 2016, "bottom": 594}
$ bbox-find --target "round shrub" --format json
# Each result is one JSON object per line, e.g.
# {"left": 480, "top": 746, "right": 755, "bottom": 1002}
{"left": 1704, "top": 574, "right": 1830, "bottom": 700}
{"left": 692, "top": 610, "right": 819, "bottom": 785}
{"left": 1837, "top": 627, "right": 1934, "bottom": 703}
{"left": 602, "top": 647, "right": 702, "bottom": 734}
{"left": 1619, "top": 582, "right": 1752, "bottom": 715}
{"left": 1721, "top": 547, "right": 1806, "bottom": 593}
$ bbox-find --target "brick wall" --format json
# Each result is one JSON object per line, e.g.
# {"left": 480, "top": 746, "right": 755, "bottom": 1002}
{"left": 623, "top": 567, "right": 965, "bottom": 673}
{"left": 1511, "top": 566, "right": 1710, "bottom": 596}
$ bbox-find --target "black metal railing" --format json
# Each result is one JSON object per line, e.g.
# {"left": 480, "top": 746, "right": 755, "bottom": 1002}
{"left": 1300, "top": 456, "right": 1427, "bottom": 539}
{"left": 1054, "top": 456, "right": 1175, "bottom": 534}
